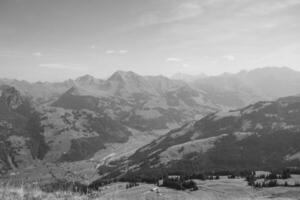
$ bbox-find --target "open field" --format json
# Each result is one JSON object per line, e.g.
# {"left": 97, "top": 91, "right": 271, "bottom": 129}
{"left": 1, "top": 178, "right": 300, "bottom": 200}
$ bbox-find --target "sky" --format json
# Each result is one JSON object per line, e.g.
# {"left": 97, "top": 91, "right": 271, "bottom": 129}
{"left": 0, "top": 0, "right": 299, "bottom": 82}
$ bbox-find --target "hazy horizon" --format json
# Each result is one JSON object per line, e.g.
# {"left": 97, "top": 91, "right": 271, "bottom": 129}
{"left": 0, "top": 66, "right": 297, "bottom": 83}
{"left": 1, "top": 0, "right": 300, "bottom": 81}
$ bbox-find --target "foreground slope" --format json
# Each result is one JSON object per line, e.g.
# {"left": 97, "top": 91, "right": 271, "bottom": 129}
{"left": 2, "top": 179, "right": 300, "bottom": 200}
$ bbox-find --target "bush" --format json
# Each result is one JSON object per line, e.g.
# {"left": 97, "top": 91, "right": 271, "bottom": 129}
{"left": 281, "top": 170, "right": 291, "bottom": 179}
{"left": 265, "top": 172, "right": 277, "bottom": 180}
{"left": 162, "top": 176, "right": 198, "bottom": 191}
{"left": 126, "top": 182, "right": 139, "bottom": 189}
{"left": 246, "top": 175, "right": 256, "bottom": 186}
{"left": 41, "top": 179, "right": 88, "bottom": 194}
{"left": 190, "top": 173, "right": 206, "bottom": 180}
{"left": 182, "top": 180, "right": 198, "bottom": 190}
{"left": 228, "top": 174, "right": 236, "bottom": 179}
{"left": 267, "top": 180, "right": 278, "bottom": 187}
{"left": 294, "top": 182, "right": 300, "bottom": 187}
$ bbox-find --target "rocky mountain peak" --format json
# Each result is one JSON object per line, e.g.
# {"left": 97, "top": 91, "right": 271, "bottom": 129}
{"left": 0, "top": 85, "right": 24, "bottom": 109}
{"left": 75, "top": 74, "right": 99, "bottom": 86}
{"left": 107, "top": 71, "right": 141, "bottom": 83}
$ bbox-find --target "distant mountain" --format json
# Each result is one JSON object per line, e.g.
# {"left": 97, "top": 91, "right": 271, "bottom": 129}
{"left": 171, "top": 72, "right": 206, "bottom": 82}
{"left": 52, "top": 71, "right": 217, "bottom": 131}
{"left": 99, "top": 94, "right": 300, "bottom": 178}
{"left": 2, "top": 67, "right": 300, "bottom": 108}
{"left": 0, "top": 72, "right": 218, "bottom": 177}
{"left": 2, "top": 67, "right": 300, "bottom": 180}
{"left": 0, "top": 78, "right": 74, "bottom": 104}
{"left": 43, "top": 71, "right": 218, "bottom": 179}
{"left": 190, "top": 67, "right": 300, "bottom": 108}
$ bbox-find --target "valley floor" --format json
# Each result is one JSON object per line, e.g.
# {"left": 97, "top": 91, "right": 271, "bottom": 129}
{"left": 1, "top": 179, "right": 300, "bottom": 200}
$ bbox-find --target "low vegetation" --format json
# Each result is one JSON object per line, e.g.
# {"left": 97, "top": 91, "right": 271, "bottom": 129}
{"left": 246, "top": 169, "right": 300, "bottom": 188}
{"left": 2, "top": 167, "right": 300, "bottom": 200}
{"left": 0, "top": 182, "right": 96, "bottom": 200}
{"left": 161, "top": 176, "right": 198, "bottom": 191}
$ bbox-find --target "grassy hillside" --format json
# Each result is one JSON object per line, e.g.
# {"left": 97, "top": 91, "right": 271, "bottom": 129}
{"left": 96, "top": 96, "right": 300, "bottom": 181}
{"left": 1, "top": 179, "right": 300, "bottom": 200}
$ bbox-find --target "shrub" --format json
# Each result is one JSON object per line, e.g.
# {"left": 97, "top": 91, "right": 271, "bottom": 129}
{"left": 228, "top": 174, "right": 236, "bottom": 179}
{"left": 126, "top": 182, "right": 139, "bottom": 189}
{"left": 267, "top": 180, "right": 278, "bottom": 187}
{"left": 162, "top": 176, "right": 198, "bottom": 191}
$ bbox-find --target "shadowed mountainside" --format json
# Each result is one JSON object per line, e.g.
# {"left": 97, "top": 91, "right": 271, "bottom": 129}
{"left": 97, "top": 94, "right": 300, "bottom": 179}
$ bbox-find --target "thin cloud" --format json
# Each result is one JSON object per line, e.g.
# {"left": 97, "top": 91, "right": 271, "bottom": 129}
{"left": 39, "top": 63, "right": 85, "bottom": 71}
{"left": 223, "top": 55, "right": 235, "bottom": 61}
{"left": 119, "top": 50, "right": 128, "bottom": 54}
{"left": 241, "top": 0, "right": 300, "bottom": 16}
{"left": 182, "top": 63, "right": 190, "bottom": 68}
{"left": 106, "top": 50, "right": 128, "bottom": 54}
{"left": 138, "top": 1, "right": 203, "bottom": 27}
{"left": 32, "top": 52, "right": 42, "bottom": 57}
{"left": 106, "top": 50, "right": 116, "bottom": 54}
{"left": 262, "top": 22, "right": 278, "bottom": 29}
{"left": 0, "top": 51, "right": 28, "bottom": 58}
{"left": 174, "top": 2, "right": 203, "bottom": 21}
{"left": 166, "top": 57, "right": 183, "bottom": 62}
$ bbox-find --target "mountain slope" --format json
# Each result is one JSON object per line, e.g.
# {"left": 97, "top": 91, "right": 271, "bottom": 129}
{"left": 40, "top": 106, "right": 132, "bottom": 163}
{"left": 41, "top": 72, "right": 217, "bottom": 165}
{"left": 0, "top": 72, "right": 219, "bottom": 179}
{"left": 99, "top": 95, "right": 300, "bottom": 178}
{"left": 2, "top": 67, "right": 300, "bottom": 181}
{"left": 0, "top": 86, "right": 48, "bottom": 174}
{"left": 0, "top": 86, "right": 133, "bottom": 180}
{"left": 52, "top": 71, "right": 217, "bottom": 131}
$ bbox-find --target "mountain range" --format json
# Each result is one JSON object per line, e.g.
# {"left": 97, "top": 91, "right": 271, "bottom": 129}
{"left": 1, "top": 67, "right": 300, "bottom": 182}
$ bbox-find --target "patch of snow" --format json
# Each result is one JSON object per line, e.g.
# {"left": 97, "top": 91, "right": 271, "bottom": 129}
{"left": 213, "top": 110, "right": 241, "bottom": 121}
{"left": 286, "top": 152, "right": 300, "bottom": 161}
{"left": 288, "top": 109, "right": 300, "bottom": 114}
{"left": 170, "top": 122, "right": 195, "bottom": 139}
{"left": 241, "top": 120, "right": 252, "bottom": 131}
{"left": 154, "top": 136, "right": 167, "bottom": 145}
{"left": 233, "top": 132, "right": 255, "bottom": 141}
{"left": 282, "top": 122, "right": 296, "bottom": 130}
{"left": 8, "top": 135, "right": 27, "bottom": 147}
{"left": 271, "top": 122, "right": 292, "bottom": 130}
{"left": 135, "top": 109, "right": 162, "bottom": 119}
{"left": 255, "top": 123, "right": 264, "bottom": 130}
{"left": 242, "top": 102, "right": 272, "bottom": 115}
{"left": 0, "top": 120, "right": 12, "bottom": 129}
{"left": 265, "top": 113, "right": 278, "bottom": 118}
{"left": 190, "top": 131, "right": 202, "bottom": 140}
{"left": 148, "top": 148, "right": 162, "bottom": 157}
